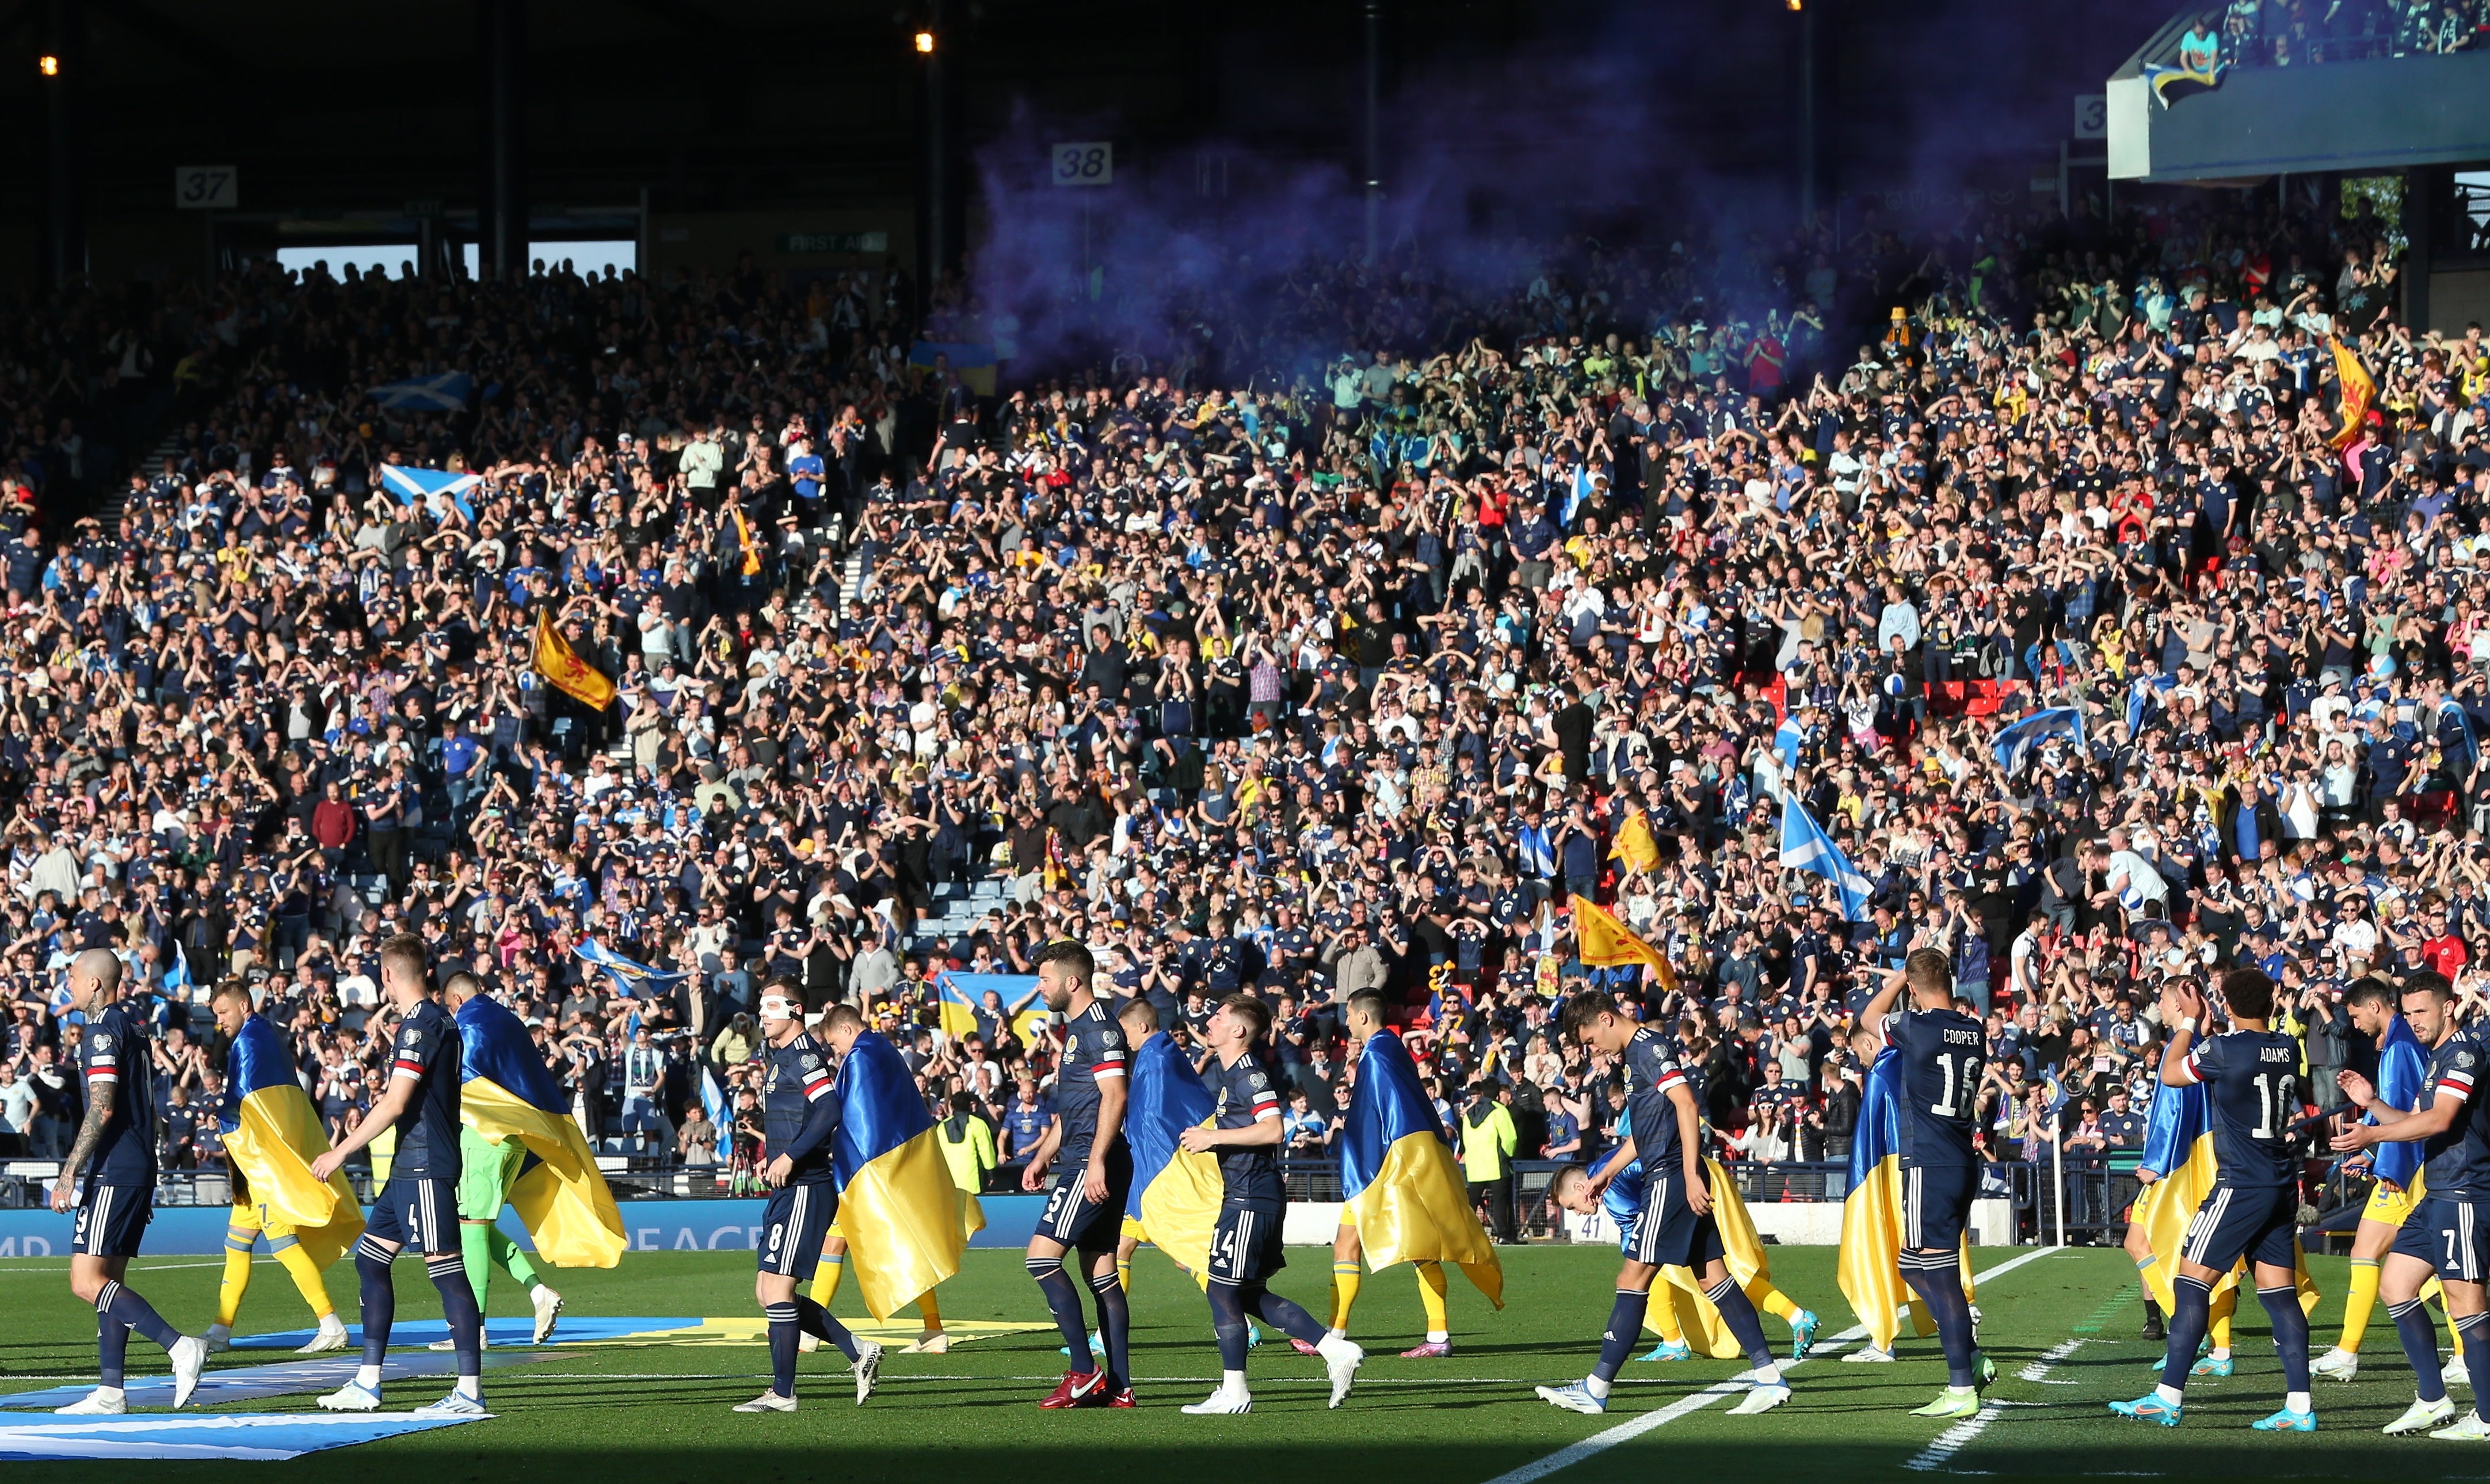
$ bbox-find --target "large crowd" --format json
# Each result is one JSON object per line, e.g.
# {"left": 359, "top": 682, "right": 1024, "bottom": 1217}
{"left": 1, "top": 182, "right": 2487, "bottom": 1240}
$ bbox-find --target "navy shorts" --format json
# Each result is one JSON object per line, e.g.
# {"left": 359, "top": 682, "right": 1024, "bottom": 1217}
{"left": 1037, "top": 1142, "right": 1132, "bottom": 1250}
{"left": 1901, "top": 1161, "right": 1976, "bottom": 1252}
{"left": 758, "top": 1182, "right": 838, "bottom": 1279}
{"left": 1625, "top": 1168, "right": 1728, "bottom": 1270}
{"left": 2392, "top": 1194, "right": 2487, "bottom": 1284}
{"left": 2180, "top": 1181, "right": 2298, "bottom": 1273}
{"left": 72, "top": 1182, "right": 152, "bottom": 1258}
{"left": 1207, "top": 1201, "right": 1287, "bottom": 1285}
{"left": 366, "top": 1175, "right": 459, "bottom": 1253}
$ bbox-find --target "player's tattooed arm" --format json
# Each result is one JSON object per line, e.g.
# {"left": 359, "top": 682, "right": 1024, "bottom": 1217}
{"left": 49, "top": 1090, "right": 113, "bottom": 1209}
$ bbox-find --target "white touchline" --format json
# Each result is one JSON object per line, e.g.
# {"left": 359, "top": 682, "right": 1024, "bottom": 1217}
{"left": 1905, "top": 1330, "right": 2084, "bottom": 1470}
{"left": 1478, "top": 1245, "right": 2070, "bottom": 1484}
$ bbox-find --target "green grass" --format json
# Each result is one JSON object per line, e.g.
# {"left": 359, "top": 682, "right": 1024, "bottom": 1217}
{"left": 0, "top": 1244, "right": 2458, "bottom": 1479}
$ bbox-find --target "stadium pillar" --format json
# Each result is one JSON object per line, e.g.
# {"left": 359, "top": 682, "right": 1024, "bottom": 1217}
{"left": 916, "top": 0, "right": 961, "bottom": 316}
{"left": 2404, "top": 166, "right": 2435, "bottom": 333}
{"left": 479, "top": 0, "right": 528, "bottom": 283}
{"left": 40, "top": 0, "right": 85, "bottom": 292}
{"left": 1796, "top": 0, "right": 1817, "bottom": 224}
{"left": 1362, "top": 0, "right": 1383, "bottom": 263}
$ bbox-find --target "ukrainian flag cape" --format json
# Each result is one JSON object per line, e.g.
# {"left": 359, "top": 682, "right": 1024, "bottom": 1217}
{"left": 832, "top": 1032, "right": 974, "bottom": 1319}
{"left": 1836, "top": 1047, "right": 1923, "bottom": 1352}
{"left": 1123, "top": 1032, "right": 1223, "bottom": 1275}
{"left": 456, "top": 994, "right": 627, "bottom": 1268}
{"left": 220, "top": 1014, "right": 363, "bottom": 1269}
{"left": 2132, "top": 1078, "right": 2320, "bottom": 1315}
{"left": 2371, "top": 1018, "right": 2430, "bottom": 1189}
{"left": 1340, "top": 1029, "right": 1501, "bottom": 1303}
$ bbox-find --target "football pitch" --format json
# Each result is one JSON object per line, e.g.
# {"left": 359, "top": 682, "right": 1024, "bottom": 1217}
{"left": 0, "top": 1243, "right": 2465, "bottom": 1479}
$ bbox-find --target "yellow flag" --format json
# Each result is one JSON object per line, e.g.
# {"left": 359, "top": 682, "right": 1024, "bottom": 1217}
{"left": 1570, "top": 894, "right": 1676, "bottom": 994}
{"left": 532, "top": 608, "right": 616, "bottom": 710}
{"left": 732, "top": 505, "right": 763, "bottom": 577}
{"left": 2329, "top": 335, "right": 2375, "bottom": 451}
{"left": 1608, "top": 810, "right": 1660, "bottom": 873}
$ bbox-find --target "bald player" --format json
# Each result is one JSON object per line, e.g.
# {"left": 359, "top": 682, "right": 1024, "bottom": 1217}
{"left": 51, "top": 949, "right": 208, "bottom": 1414}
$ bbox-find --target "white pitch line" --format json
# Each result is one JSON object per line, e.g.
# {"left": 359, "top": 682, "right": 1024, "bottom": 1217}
{"left": 1478, "top": 1245, "right": 2070, "bottom": 1484}
{"left": 1907, "top": 1334, "right": 2084, "bottom": 1471}
{"left": 2018, "top": 1338, "right": 2085, "bottom": 1384}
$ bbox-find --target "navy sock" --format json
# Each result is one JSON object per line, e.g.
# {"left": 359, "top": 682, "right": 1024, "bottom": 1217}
{"left": 97, "top": 1279, "right": 181, "bottom": 1351}
{"left": 1248, "top": 1284, "right": 1329, "bottom": 1346}
{"left": 1594, "top": 1288, "right": 1652, "bottom": 1382}
{"left": 1208, "top": 1280, "right": 1250, "bottom": 1371}
{"left": 764, "top": 1302, "right": 799, "bottom": 1397}
{"left": 2458, "top": 1312, "right": 2490, "bottom": 1422}
{"left": 97, "top": 1311, "right": 129, "bottom": 1388}
{"left": 1090, "top": 1266, "right": 1133, "bottom": 1385}
{"left": 1028, "top": 1254, "right": 1095, "bottom": 1374}
{"left": 2390, "top": 1298, "right": 2446, "bottom": 1403}
{"left": 2256, "top": 1284, "right": 2309, "bottom": 1397}
{"left": 794, "top": 1296, "right": 859, "bottom": 1361}
{"left": 1706, "top": 1277, "right": 1776, "bottom": 1371}
{"left": 2160, "top": 1275, "right": 2212, "bottom": 1395}
{"left": 1904, "top": 1251, "right": 1979, "bottom": 1387}
{"left": 426, "top": 1254, "right": 483, "bottom": 1380}
{"left": 355, "top": 1239, "right": 398, "bottom": 1368}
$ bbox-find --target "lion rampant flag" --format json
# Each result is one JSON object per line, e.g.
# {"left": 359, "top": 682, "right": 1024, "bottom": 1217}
{"left": 532, "top": 608, "right": 616, "bottom": 709}
{"left": 2328, "top": 335, "right": 2375, "bottom": 451}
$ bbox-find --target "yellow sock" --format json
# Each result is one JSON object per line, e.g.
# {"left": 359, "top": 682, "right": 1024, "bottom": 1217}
{"left": 2338, "top": 1258, "right": 2381, "bottom": 1355}
{"left": 1415, "top": 1261, "right": 1449, "bottom": 1340}
{"left": 2210, "top": 1288, "right": 2236, "bottom": 1352}
{"left": 1959, "top": 1243, "right": 1977, "bottom": 1304}
{"left": 270, "top": 1238, "right": 334, "bottom": 1320}
{"left": 1647, "top": 1285, "right": 1686, "bottom": 1342}
{"left": 1330, "top": 1261, "right": 1363, "bottom": 1333}
{"left": 1117, "top": 1256, "right": 1133, "bottom": 1295}
{"left": 917, "top": 1291, "right": 941, "bottom": 1332}
{"left": 811, "top": 1253, "right": 845, "bottom": 1307}
{"left": 1756, "top": 1284, "right": 1799, "bottom": 1324}
{"left": 215, "top": 1229, "right": 255, "bottom": 1328}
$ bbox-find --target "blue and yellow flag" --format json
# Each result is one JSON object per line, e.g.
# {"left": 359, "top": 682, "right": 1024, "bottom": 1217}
{"left": 832, "top": 1031, "right": 975, "bottom": 1319}
{"left": 220, "top": 1014, "right": 363, "bottom": 1271}
{"left": 934, "top": 972, "right": 1051, "bottom": 1047}
{"left": 1123, "top": 1031, "right": 1223, "bottom": 1275}
{"left": 1340, "top": 1029, "right": 1501, "bottom": 1304}
{"left": 1836, "top": 1048, "right": 1921, "bottom": 1351}
{"left": 456, "top": 994, "right": 626, "bottom": 1268}
{"left": 2371, "top": 1017, "right": 2429, "bottom": 1190}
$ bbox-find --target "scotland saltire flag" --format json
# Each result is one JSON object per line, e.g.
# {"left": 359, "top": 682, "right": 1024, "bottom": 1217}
{"left": 161, "top": 941, "right": 191, "bottom": 998}
{"left": 1774, "top": 713, "right": 1806, "bottom": 769}
{"left": 2124, "top": 677, "right": 2171, "bottom": 739}
{"left": 380, "top": 464, "right": 482, "bottom": 522}
{"left": 575, "top": 939, "right": 691, "bottom": 999}
{"left": 1989, "top": 707, "right": 2084, "bottom": 776}
{"left": 369, "top": 372, "right": 473, "bottom": 413}
{"left": 700, "top": 1064, "right": 728, "bottom": 1134}
{"left": 1779, "top": 799, "right": 1871, "bottom": 922}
